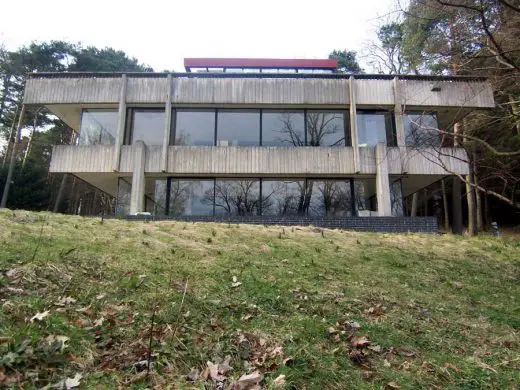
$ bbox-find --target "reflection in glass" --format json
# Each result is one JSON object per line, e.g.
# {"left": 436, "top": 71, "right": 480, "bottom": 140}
{"left": 217, "top": 110, "right": 260, "bottom": 146}
{"left": 262, "top": 180, "right": 306, "bottom": 215}
{"left": 262, "top": 111, "right": 305, "bottom": 146}
{"left": 307, "top": 111, "right": 349, "bottom": 146}
{"left": 357, "top": 111, "right": 395, "bottom": 147}
{"left": 214, "top": 180, "right": 261, "bottom": 215}
{"left": 354, "top": 179, "right": 377, "bottom": 216}
{"left": 404, "top": 113, "right": 440, "bottom": 147}
{"left": 116, "top": 178, "right": 131, "bottom": 216}
{"left": 79, "top": 109, "right": 118, "bottom": 145}
{"left": 175, "top": 110, "right": 215, "bottom": 146}
{"left": 390, "top": 179, "right": 404, "bottom": 216}
{"left": 170, "top": 180, "right": 214, "bottom": 216}
{"left": 131, "top": 109, "right": 165, "bottom": 145}
{"left": 307, "top": 180, "right": 353, "bottom": 217}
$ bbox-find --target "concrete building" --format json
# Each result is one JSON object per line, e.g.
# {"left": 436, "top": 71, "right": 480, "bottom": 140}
{"left": 23, "top": 58, "right": 495, "bottom": 231}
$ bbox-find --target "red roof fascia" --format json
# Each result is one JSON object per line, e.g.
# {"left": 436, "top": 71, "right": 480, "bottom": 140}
{"left": 184, "top": 58, "right": 338, "bottom": 71}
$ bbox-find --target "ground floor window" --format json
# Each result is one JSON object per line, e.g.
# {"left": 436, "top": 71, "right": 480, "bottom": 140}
{"left": 116, "top": 177, "right": 396, "bottom": 217}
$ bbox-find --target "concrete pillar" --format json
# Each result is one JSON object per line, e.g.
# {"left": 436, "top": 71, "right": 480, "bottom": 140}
{"left": 130, "top": 140, "right": 146, "bottom": 214}
{"left": 375, "top": 142, "right": 392, "bottom": 216}
{"left": 161, "top": 74, "right": 173, "bottom": 172}
{"left": 349, "top": 76, "right": 360, "bottom": 173}
{"left": 392, "top": 77, "right": 406, "bottom": 148}
{"left": 112, "top": 74, "right": 128, "bottom": 172}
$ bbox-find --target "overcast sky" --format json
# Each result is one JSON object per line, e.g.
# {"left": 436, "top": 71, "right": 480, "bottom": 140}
{"left": 1, "top": 0, "right": 398, "bottom": 72}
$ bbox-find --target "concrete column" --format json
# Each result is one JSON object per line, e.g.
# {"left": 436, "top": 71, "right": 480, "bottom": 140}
{"left": 375, "top": 142, "right": 392, "bottom": 216}
{"left": 112, "top": 74, "right": 128, "bottom": 172}
{"left": 349, "top": 76, "right": 360, "bottom": 173}
{"left": 130, "top": 140, "right": 146, "bottom": 214}
{"left": 392, "top": 77, "right": 406, "bottom": 148}
{"left": 161, "top": 74, "right": 173, "bottom": 172}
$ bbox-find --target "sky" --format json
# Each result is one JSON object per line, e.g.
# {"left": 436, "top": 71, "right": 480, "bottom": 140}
{"left": 0, "top": 0, "right": 398, "bottom": 72}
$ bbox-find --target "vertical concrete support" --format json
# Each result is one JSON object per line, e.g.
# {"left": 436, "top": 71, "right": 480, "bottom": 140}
{"left": 161, "top": 74, "right": 173, "bottom": 172}
{"left": 130, "top": 140, "right": 146, "bottom": 214}
{"left": 375, "top": 142, "right": 392, "bottom": 216}
{"left": 112, "top": 74, "right": 128, "bottom": 172}
{"left": 349, "top": 76, "right": 360, "bottom": 173}
{"left": 392, "top": 77, "right": 406, "bottom": 148}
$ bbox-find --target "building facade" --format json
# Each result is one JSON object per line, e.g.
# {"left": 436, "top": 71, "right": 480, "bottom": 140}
{"left": 23, "top": 58, "right": 495, "bottom": 231}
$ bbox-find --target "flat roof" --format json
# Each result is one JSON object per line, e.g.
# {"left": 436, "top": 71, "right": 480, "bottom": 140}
{"left": 184, "top": 58, "right": 338, "bottom": 72}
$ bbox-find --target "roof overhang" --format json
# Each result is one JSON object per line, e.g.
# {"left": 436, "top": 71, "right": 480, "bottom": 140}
{"left": 183, "top": 57, "right": 338, "bottom": 72}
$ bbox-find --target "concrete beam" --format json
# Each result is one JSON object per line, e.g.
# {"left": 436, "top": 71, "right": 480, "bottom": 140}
{"left": 112, "top": 74, "right": 127, "bottom": 172}
{"left": 130, "top": 140, "right": 146, "bottom": 214}
{"left": 375, "top": 142, "right": 392, "bottom": 216}
{"left": 161, "top": 74, "right": 173, "bottom": 172}
{"left": 349, "top": 76, "right": 360, "bottom": 173}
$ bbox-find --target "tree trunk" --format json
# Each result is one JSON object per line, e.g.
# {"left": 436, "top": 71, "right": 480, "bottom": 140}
{"left": 441, "top": 179, "right": 450, "bottom": 231}
{"left": 473, "top": 156, "right": 483, "bottom": 231}
{"left": 1, "top": 105, "right": 26, "bottom": 208}
{"left": 1, "top": 106, "right": 19, "bottom": 169}
{"left": 465, "top": 174, "right": 477, "bottom": 236}
{"left": 53, "top": 174, "right": 68, "bottom": 213}
{"left": 509, "top": 95, "right": 520, "bottom": 136}
{"left": 411, "top": 193, "right": 418, "bottom": 216}
{"left": 68, "top": 177, "right": 77, "bottom": 214}
{"left": 0, "top": 75, "right": 9, "bottom": 122}
{"left": 452, "top": 176, "right": 463, "bottom": 234}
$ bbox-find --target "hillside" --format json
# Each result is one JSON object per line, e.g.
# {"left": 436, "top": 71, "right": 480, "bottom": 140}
{"left": 0, "top": 210, "right": 519, "bottom": 389}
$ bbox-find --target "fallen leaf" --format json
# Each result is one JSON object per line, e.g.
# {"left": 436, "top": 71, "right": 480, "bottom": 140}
{"left": 367, "top": 345, "right": 382, "bottom": 353}
{"left": 187, "top": 368, "right": 199, "bottom": 382}
{"left": 349, "top": 350, "right": 367, "bottom": 365}
{"left": 231, "top": 276, "right": 242, "bottom": 288}
{"left": 397, "top": 348, "right": 417, "bottom": 357}
{"left": 45, "top": 335, "right": 70, "bottom": 351}
{"left": 272, "top": 374, "right": 286, "bottom": 387}
{"left": 443, "top": 362, "right": 461, "bottom": 373}
{"left": 346, "top": 321, "right": 361, "bottom": 330}
{"left": 93, "top": 317, "right": 104, "bottom": 327}
{"left": 383, "top": 359, "right": 391, "bottom": 367}
{"left": 96, "top": 293, "right": 106, "bottom": 300}
{"left": 351, "top": 336, "right": 371, "bottom": 347}
{"left": 207, "top": 361, "right": 225, "bottom": 381}
{"left": 51, "top": 373, "right": 82, "bottom": 389}
{"left": 55, "top": 296, "right": 77, "bottom": 306}
{"left": 237, "top": 371, "right": 263, "bottom": 388}
{"left": 75, "top": 305, "right": 92, "bottom": 314}
{"left": 218, "top": 355, "right": 233, "bottom": 375}
{"left": 385, "top": 381, "right": 400, "bottom": 389}
{"left": 30, "top": 311, "right": 50, "bottom": 322}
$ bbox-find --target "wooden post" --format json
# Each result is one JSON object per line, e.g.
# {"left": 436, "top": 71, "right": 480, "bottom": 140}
{"left": 1, "top": 104, "right": 26, "bottom": 208}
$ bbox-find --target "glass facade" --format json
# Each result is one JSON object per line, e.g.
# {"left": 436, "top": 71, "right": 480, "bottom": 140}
{"left": 307, "top": 111, "right": 349, "bottom": 146}
{"left": 78, "top": 109, "right": 118, "bottom": 146}
{"left": 262, "top": 180, "right": 306, "bottom": 215}
{"left": 262, "top": 111, "right": 305, "bottom": 146}
{"left": 214, "top": 179, "right": 261, "bottom": 215}
{"left": 174, "top": 110, "right": 215, "bottom": 146}
{"left": 390, "top": 179, "right": 404, "bottom": 216}
{"left": 357, "top": 111, "right": 396, "bottom": 148}
{"left": 116, "top": 178, "right": 132, "bottom": 216}
{"left": 130, "top": 109, "right": 165, "bottom": 145}
{"left": 217, "top": 110, "right": 260, "bottom": 146}
{"left": 404, "top": 112, "right": 440, "bottom": 147}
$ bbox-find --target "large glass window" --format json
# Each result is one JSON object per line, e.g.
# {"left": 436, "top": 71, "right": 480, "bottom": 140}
{"left": 357, "top": 111, "right": 396, "bottom": 148}
{"left": 354, "top": 179, "right": 378, "bottom": 216}
{"left": 404, "top": 112, "right": 440, "bottom": 147}
{"left": 307, "top": 180, "right": 354, "bottom": 217}
{"left": 261, "top": 180, "right": 306, "bottom": 215}
{"left": 78, "top": 109, "right": 118, "bottom": 146}
{"left": 217, "top": 110, "right": 260, "bottom": 146}
{"left": 130, "top": 109, "right": 165, "bottom": 145}
{"left": 169, "top": 180, "right": 214, "bottom": 216}
{"left": 390, "top": 179, "right": 404, "bottom": 216}
{"left": 307, "top": 111, "right": 349, "bottom": 146}
{"left": 214, "top": 179, "right": 261, "bottom": 215}
{"left": 175, "top": 110, "right": 215, "bottom": 146}
{"left": 116, "top": 178, "right": 131, "bottom": 216}
{"left": 262, "top": 111, "right": 305, "bottom": 146}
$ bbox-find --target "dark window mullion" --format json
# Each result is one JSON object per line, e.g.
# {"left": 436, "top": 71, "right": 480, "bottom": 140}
{"left": 165, "top": 178, "right": 171, "bottom": 216}
{"left": 259, "top": 109, "right": 263, "bottom": 146}
{"left": 170, "top": 108, "right": 176, "bottom": 145}
{"left": 214, "top": 109, "right": 218, "bottom": 146}
{"left": 304, "top": 109, "right": 308, "bottom": 146}
{"left": 349, "top": 178, "right": 356, "bottom": 216}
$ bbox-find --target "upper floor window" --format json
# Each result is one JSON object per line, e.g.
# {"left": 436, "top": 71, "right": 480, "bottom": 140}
{"left": 217, "top": 110, "right": 260, "bottom": 146}
{"left": 174, "top": 109, "right": 215, "bottom": 146}
{"left": 129, "top": 109, "right": 165, "bottom": 145}
{"left": 404, "top": 112, "right": 440, "bottom": 147}
{"left": 78, "top": 109, "right": 118, "bottom": 146}
{"left": 307, "top": 111, "right": 350, "bottom": 146}
{"left": 357, "top": 110, "right": 396, "bottom": 148}
{"left": 262, "top": 111, "right": 305, "bottom": 146}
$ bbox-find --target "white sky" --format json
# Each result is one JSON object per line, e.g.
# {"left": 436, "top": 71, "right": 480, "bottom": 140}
{"left": 0, "top": 0, "right": 397, "bottom": 72}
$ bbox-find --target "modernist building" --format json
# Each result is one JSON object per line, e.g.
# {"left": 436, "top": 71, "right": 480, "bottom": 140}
{"left": 22, "top": 58, "right": 494, "bottom": 231}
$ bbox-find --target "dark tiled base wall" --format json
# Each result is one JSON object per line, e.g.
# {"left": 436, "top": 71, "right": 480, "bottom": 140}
{"left": 123, "top": 215, "right": 438, "bottom": 233}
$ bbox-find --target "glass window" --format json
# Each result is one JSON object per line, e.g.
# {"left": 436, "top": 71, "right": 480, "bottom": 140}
{"left": 307, "top": 180, "right": 354, "bottom": 217}
{"left": 175, "top": 110, "right": 215, "bottom": 146}
{"left": 214, "top": 179, "right": 261, "bottom": 216}
{"left": 116, "top": 177, "right": 131, "bottom": 216}
{"left": 262, "top": 111, "right": 305, "bottom": 146}
{"left": 78, "top": 109, "right": 118, "bottom": 146}
{"left": 154, "top": 179, "right": 168, "bottom": 215}
{"left": 354, "top": 179, "right": 377, "bottom": 216}
{"left": 261, "top": 180, "right": 306, "bottom": 215}
{"left": 307, "top": 111, "right": 349, "bottom": 146}
{"left": 131, "top": 109, "right": 165, "bottom": 145}
{"left": 404, "top": 112, "right": 440, "bottom": 147}
{"left": 357, "top": 111, "right": 396, "bottom": 148}
{"left": 390, "top": 179, "right": 404, "bottom": 216}
{"left": 217, "top": 110, "right": 260, "bottom": 146}
{"left": 169, "top": 180, "right": 214, "bottom": 216}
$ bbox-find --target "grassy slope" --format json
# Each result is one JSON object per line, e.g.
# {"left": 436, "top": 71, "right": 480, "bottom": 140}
{"left": 0, "top": 210, "right": 519, "bottom": 389}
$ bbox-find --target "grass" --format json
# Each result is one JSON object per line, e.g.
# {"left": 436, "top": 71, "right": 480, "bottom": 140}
{"left": 0, "top": 210, "right": 519, "bottom": 389}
